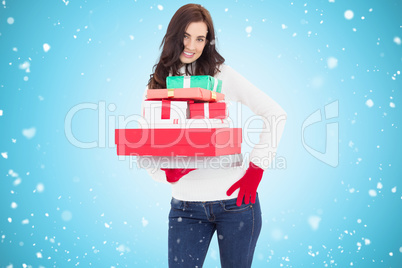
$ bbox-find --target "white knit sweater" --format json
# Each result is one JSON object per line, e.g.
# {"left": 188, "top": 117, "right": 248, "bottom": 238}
{"left": 142, "top": 63, "right": 287, "bottom": 201}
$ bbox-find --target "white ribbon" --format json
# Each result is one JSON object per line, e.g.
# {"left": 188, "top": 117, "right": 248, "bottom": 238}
{"left": 183, "top": 76, "right": 191, "bottom": 88}
{"left": 204, "top": 103, "right": 209, "bottom": 118}
{"left": 212, "top": 77, "right": 218, "bottom": 92}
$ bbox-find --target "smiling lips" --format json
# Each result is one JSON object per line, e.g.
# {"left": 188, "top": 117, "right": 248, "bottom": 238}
{"left": 183, "top": 51, "right": 195, "bottom": 58}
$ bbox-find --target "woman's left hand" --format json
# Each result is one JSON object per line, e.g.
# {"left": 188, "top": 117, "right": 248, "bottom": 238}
{"left": 226, "top": 162, "right": 264, "bottom": 206}
{"left": 161, "top": 168, "right": 196, "bottom": 183}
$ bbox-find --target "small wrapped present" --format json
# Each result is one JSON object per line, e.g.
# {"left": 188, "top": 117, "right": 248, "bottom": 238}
{"left": 146, "top": 87, "right": 224, "bottom": 102}
{"left": 189, "top": 102, "right": 227, "bottom": 119}
{"left": 143, "top": 100, "right": 189, "bottom": 125}
{"left": 167, "top": 75, "right": 222, "bottom": 93}
{"left": 138, "top": 117, "right": 232, "bottom": 129}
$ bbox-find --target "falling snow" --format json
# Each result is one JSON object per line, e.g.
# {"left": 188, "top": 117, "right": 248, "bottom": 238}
{"left": 13, "top": 178, "right": 21, "bottom": 186}
{"left": 344, "top": 10, "right": 354, "bottom": 20}
{"left": 366, "top": 99, "right": 374, "bottom": 108}
{"left": 7, "top": 17, "right": 14, "bottom": 24}
{"left": 19, "top": 61, "right": 30, "bottom": 73}
{"left": 61, "top": 210, "right": 72, "bottom": 221}
{"left": 377, "top": 182, "right": 383, "bottom": 189}
{"left": 22, "top": 127, "right": 36, "bottom": 139}
{"left": 327, "top": 57, "right": 338, "bottom": 69}
{"left": 308, "top": 216, "right": 321, "bottom": 230}
{"left": 116, "top": 244, "right": 131, "bottom": 253}
{"left": 142, "top": 217, "right": 148, "bottom": 227}
{"left": 36, "top": 183, "right": 45, "bottom": 193}
{"left": 43, "top": 43, "right": 51, "bottom": 52}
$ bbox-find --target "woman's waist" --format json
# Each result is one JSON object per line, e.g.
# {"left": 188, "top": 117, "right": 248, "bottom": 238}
{"left": 170, "top": 167, "right": 245, "bottom": 201}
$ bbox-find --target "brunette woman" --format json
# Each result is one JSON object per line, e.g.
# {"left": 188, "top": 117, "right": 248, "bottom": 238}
{"left": 144, "top": 4, "right": 287, "bottom": 268}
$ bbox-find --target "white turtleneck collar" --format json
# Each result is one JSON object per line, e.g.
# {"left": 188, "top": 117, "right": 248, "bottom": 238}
{"left": 177, "top": 61, "right": 197, "bottom": 76}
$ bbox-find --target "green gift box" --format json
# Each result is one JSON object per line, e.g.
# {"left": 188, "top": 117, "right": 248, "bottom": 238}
{"left": 166, "top": 75, "right": 222, "bottom": 93}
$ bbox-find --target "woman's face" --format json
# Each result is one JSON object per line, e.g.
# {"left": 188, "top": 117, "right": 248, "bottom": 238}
{"left": 179, "top": 21, "right": 208, "bottom": 64}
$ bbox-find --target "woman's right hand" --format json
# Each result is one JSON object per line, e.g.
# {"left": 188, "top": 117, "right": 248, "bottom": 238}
{"left": 161, "top": 168, "right": 196, "bottom": 183}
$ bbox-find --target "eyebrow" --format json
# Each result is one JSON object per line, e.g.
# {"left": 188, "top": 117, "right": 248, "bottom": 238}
{"left": 184, "top": 32, "right": 206, "bottom": 38}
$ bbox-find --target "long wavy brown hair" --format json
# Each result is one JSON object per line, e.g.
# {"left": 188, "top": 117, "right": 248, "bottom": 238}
{"left": 148, "top": 4, "right": 225, "bottom": 89}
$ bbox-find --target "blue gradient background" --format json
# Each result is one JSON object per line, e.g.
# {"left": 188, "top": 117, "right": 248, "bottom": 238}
{"left": 1, "top": 0, "right": 401, "bottom": 267}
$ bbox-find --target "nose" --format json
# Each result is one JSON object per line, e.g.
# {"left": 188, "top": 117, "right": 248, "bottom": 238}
{"left": 185, "top": 38, "right": 196, "bottom": 51}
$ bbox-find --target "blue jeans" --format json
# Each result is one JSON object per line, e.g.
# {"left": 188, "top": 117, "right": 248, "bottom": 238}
{"left": 168, "top": 194, "right": 262, "bottom": 268}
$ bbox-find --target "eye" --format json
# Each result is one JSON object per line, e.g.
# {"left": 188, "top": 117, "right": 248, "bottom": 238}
{"left": 197, "top": 38, "right": 205, "bottom": 42}
{"left": 184, "top": 35, "right": 189, "bottom": 39}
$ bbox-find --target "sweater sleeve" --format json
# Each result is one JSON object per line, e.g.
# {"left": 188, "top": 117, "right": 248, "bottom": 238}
{"left": 140, "top": 86, "right": 170, "bottom": 184}
{"left": 217, "top": 64, "right": 287, "bottom": 170}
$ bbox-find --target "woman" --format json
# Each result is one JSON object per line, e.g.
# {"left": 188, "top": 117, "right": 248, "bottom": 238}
{"left": 144, "top": 4, "right": 287, "bottom": 268}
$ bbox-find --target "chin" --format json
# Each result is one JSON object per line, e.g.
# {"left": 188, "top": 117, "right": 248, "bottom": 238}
{"left": 180, "top": 55, "right": 200, "bottom": 65}
{"left": 180, "top": 58, "right": 194, "bottom": 64}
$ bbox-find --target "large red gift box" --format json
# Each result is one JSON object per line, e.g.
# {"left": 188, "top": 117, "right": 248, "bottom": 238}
{"left": 115, "top": 128, "right": 242, "bottom": 156}
{"left": 189, "top": 102, "right": 227, "bottom": 119}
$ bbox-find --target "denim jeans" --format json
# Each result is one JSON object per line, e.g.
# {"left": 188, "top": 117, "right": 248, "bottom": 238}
{"left": 168, "top": 194, "right": 262, "bottom": 268}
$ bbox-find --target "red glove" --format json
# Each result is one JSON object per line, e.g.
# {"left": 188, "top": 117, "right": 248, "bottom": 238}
{"left": 161, "top": 168, "right": 196, "bottom": 183}
{"left": 226, "top": 162, "right": 264, "bottom": 206}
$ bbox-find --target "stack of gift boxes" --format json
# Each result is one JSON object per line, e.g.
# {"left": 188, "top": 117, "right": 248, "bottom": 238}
{"left": 115, "top": 75, "right": 242, "bottom": 168}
